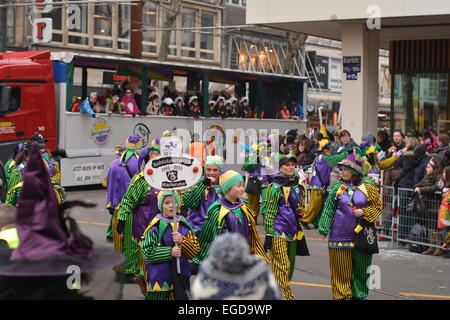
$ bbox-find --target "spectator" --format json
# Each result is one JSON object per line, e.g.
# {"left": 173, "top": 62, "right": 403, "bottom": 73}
{"left": 120, "top": 80, "right": 131, "bottom": 99}
{"left": 295, "top": 138, "right": 312, "bottom": 167}
{"left": 434, "top": 133, "right": 450, "bottom": 166}
{"left": 237, "top": 97, "right": 248, "bottom": 118}
{"left": 146, "top": 92, "right": 160, "bottom": 115}
{"left": 215, "top": 97, "right": 226, "bottom": 119}
{"left": 158, "top": 97, "right": 175, "bottom": 116}
{"left": 0, "top": 204, "right": 19, "bottom": 249}
{"left": 111, "top": 84, "right": 121, "bottom": 97}
{"left": 361, "top": 132, "right": 376, "bottom": 144}
{"left": 332, "top": 130, "right": 358, "bottom": 155}
{"left": 291, "top": 98, "right": 304, "bottom": 120}
{"left": 388, "top": 129, "right": 406, "bottom": 156}
{"left": 78, "top": 92, "right": 98, "bottom": 118}
{"left": 230, "top": 98, "right": 238, "bottom": 118}
{"left": 172, "top": 96, "right": 187, "bottom": 116}
{"left": 191, "top": 233, "right": 282, "bottom": 300}
{"left": 437, "top": 166, "right": 450, "bottom": 258}
{"left": 70, "top": 96, "right": 82, "bottom": 112}
{"left": 377, "top": 129, "right": 392, "bottom": 153}
{"left": 207, "top": 100, "right": 217, "bottom": 118}
{"left": 278, "top": 103, "right": 291, "bottom": 119}
{"left": 106, "top": 95, "right": 124, "bottom": 114}
{"left": 121, "top": 89, "right": 141, "bottom": 115}
{"left": 419, "top": 129, "right": 439, "bottom": 153}
{"left": 188, "top": 96, "right": 201, "bottom": 118}
{"left": 414, "top": 158, "right": 443, "bottom": 255}
{"left": 224, "top": 99, "right": 233, "bottom": 118}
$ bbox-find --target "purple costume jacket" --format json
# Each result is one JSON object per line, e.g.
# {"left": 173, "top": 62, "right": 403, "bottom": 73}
{"left": 327, "top": 182, "right": 369, "bottom": 248}
{"left": 105, "top": 151, "right": 140, "bottom": 209}
{"left": 132, "top": 187, "right": 160, "bottom": 241}
{"left": 309, "top": 155, "right": 331, "bottom": 189}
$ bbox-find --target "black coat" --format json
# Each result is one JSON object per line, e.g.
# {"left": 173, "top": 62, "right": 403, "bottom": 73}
{"left": 396, "top": 152, "right": 430, "bottom": 189}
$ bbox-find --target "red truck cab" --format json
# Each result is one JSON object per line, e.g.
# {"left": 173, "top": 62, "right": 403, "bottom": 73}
{"left": 0, "top": 51, "right": 56, "bottom": 163}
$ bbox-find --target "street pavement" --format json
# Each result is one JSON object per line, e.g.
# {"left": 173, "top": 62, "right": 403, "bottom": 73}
{"left": 66, "top": 187, "right": 450, "bottom": 300}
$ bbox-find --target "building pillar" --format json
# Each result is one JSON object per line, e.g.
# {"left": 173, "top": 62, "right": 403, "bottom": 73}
{"left": 341, "top": 23, "right": 379, "bottom": 143}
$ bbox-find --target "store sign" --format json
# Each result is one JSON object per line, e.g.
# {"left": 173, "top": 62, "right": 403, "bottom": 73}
{"left": 306, "top": 52, "right": 329, "bottom": 89}
{"left": 343, "top": 56, "right": 361, "bottom": 81}
{"left": 32, "top": 18, "right": 52, "bottom": 43}
{"left": 144, "top": 154, "right": 202, "bottom": 190}
{"left": 67, "top": 5, "right": 81, "bottom": 30}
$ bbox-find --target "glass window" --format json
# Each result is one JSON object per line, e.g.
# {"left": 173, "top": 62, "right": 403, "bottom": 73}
{"left": 118, "top": 3, "right": 130, "bottom": 39}
{"left": 6, "top": 7, "right": 15, "bottom": 45}
{"left": 41, "top": 5, "right": 62, "bottom": 30}
{"left": 181, "top": 9, "right": 196, "bottom": 49}
{"left": 200, "top": 12, "right": 214, "bottom": 50}
{"left": 0, "top": 86, "right": 21, "bottom": 115}
{"left": 68, "top": 1, "right": 88, "bottom": 45}
{"left": 143, "top": 2, "right": 156, "bottom": 43}
{"left": 94, "top": 5, "right": 112, "bottom": 48}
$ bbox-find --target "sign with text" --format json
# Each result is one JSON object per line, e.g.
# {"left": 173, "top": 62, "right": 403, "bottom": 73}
{"left": 32, "top": 18, "right": 53, "bottom": 43}
{"left": 160, "top": 136, "right": 183, "bottom": 157}
{"left": 343, "top": 56, "right": 361, "bottom": 81}
{"left": 144, "top": 154, "right": 202, "bottom": 191}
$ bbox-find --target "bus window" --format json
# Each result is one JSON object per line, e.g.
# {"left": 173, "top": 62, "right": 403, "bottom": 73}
{"left": 0, "top": 86, "right": 21, "bottom": 115}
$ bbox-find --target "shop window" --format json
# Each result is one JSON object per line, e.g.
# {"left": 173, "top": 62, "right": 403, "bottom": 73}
{"left": 118, "top": 3, "right": 130, "bottom": 50}
{"left": 94, "top": 5, "right": 112, "bottom": 48}
{"left": 142, "top": 2, "right": 156, "bottom": 53}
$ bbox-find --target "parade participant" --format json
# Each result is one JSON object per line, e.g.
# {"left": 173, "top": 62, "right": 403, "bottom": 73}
{"left": 188, "top": 96, "right": 201, "bottom": 118}
{"left": 0, "top": 204, "right": 19, "bottom": 249}
{"left": 6, "top": 138, "right": 66, "bottom": 206}
{"left": 263, "top": 155, "right": 307, "bottom": 300}
{"left": 183, "top": 155, "right": 223, "bottom": 234}
{"left": 121, "top": 89, "right": 141, "bottom": 115}
{"left": 78, "top": 92, "right": 99, "bottom": 118}
{"left": 159, "top": 97, "right": 175, "bottom": 116}
{"left": 360, "top": 142, "right": 402, "bottom": 185}
{"left": 208, "top": 100, "right": 217, "bottom": 117}
{"left": 0, "top": 144, "right": 124, "bottom": 300}
{"left": 301, "top": 138, "right": 349, "bottom": 228}
{"left": 146, "top": 92, "right": 160, "bottom": 115}
{"left": 319, "top": 154, "right": 382, "bottom": 300}
{"left": 192, "top": 170, "right": 268, "bottom": 268}
{"left": 242, "top": 138, "right": 272, "bottom": 222}
{"left": 107, "top": 135, "right": 142, "bottom": 283}
{"left": 237, "top": 97, "right": 248, "bottom": 118}
{"left": 3, "top": 143, "right": 24, "bottom": 190}
{"left": 140, "top": 191, "right": 199, "bottom": 300}
{"left": 215, "top": 97, "right": 226, "bottom": 119}
{"left": 116, "top": 145, "right": 161, "bottom": 293}
{"left": 192, "top": 233, "right": 282, "bottom": 300}
{"left": 173, "top": 96, "right": 188, "bottom": 116}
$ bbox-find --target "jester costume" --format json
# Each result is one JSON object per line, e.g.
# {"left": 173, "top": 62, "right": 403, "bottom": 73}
{"left": 242, "top": 138, "right": 272, "bottom": 217}
{"left": 192, "top": 170, "right": 268, "bottom": 267}
{"left": 301, "top": 139, "right": 348, "bottom": 226}
{"left": 140, "top": 191, "right": 199, "bottom": 300}
{"left": 6, "top": 147, "right": 65, "bottom": 205}
{"left": 183, "top": 156, "right": 223, "bottom": 234}
{"left": 108, "top": 136, "right": 142, "bottom": 276}
{"left": 360, "top": 142, "right": 400, "bottom": 184}
{"left": 319, "top": 155, "right": 382, "bottom": 300}
{"left": 264, "top": 168, "right": 307, "bottom": 300}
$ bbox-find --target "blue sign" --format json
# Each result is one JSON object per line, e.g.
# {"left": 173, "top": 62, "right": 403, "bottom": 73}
{"left": 343, "top": 56, "right": 361, "bottom": 80}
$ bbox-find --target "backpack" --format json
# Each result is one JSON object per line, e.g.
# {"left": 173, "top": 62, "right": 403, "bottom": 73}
{"left": 407, "top": 223, "right": 428, "bottom": 253}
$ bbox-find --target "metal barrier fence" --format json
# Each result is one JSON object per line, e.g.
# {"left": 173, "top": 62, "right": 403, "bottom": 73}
{"left": 377, "top": 186, "right": 396, "bottom": 244}
{"left": 396, "top": 188, "right": 444, "bottom": 250}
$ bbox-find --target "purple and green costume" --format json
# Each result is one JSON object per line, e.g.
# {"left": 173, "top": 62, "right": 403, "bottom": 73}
{"left": 140, "top": 214, "right": 199, "bottom": 300}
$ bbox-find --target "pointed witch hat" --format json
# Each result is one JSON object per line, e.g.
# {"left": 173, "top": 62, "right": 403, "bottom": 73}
{"left": 0, "top": 144, "right": 124, "bottom": 276}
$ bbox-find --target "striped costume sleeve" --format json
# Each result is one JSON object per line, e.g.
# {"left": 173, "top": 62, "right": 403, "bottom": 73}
{"left": 325, "top": 151, "right": 349, "bottom": 169}
{"left": 362, "top": 181, "right": 383, "bottom": 222}
{"left": 181, "top": 179, "right": 208, "bottom": 209}
{"left": 379, "top": 153, "right": 399, "bottom": 171}
{"left": 192, "top": 205, "right": 221, "bottom": 264}
{"left": 180, "top": 231, "right": 200, "bottom": 260}
{"left": 445, "top": 231, "right": 450, "bottom": 245}
{"left": 242, "top": 202, "right": 269, "bottom": 263}
{"left": 5, "top": 169, "right": 23, "bottom": 206}
{"left": 51, "top": 161, "right": 61, "bottom": 185}
{"left": 117, "top": 175, "right": 148, "bottom": 221}
{"left": 299, "top": 182, "right": 307, "bottom": 214}
{"left": 264, "top": 184, "right": 281, "bottom": 236}
{"left": 140, "top": 229, "right": 173, "bottom": 263}
{"left": 318, "top": 183, "right": 341, "bottom": 236}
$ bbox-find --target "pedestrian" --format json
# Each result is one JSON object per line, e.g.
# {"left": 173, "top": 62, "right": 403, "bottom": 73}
{"left": 419, "top": 129, "right": 438, "bottom": 153}
{"left": 116, "top": 145, "right": 161, "bottom": 294}
{"left": 0, "top": 144, "right": 124, "bottom": 300}
{"left": 319, "top": 154, "right": 382, "bottom": 300}
{"left": 433, "top": 133, "right": 450, "bottom": 166}
{"left": 191, "top": 233, "right": 282, "bottom": 300}
{"left": 182, "top": 156, "right": 223, "bottom": 236}
{"left": 140, "top": 191, "right": 200, "bottom": 300}
{"left": 264, "top": 155, "right": 307, "bottom": 300}
{"left": 191, "top": 170, "right": 269, "bottom": 269}
{"left": 301, "top": 139, "right": 349, "bottom": 228}
{"left": 107, "top": 136, "right": 143, "bottom": 283}
{"left": 0, "top": 204, "right": 19, "bottom": 249}
{"left": 332, "top": 130, "right": 358, "bottom": 155}
{"left": 78, "top": 92, "right": 99, "bottom": 118}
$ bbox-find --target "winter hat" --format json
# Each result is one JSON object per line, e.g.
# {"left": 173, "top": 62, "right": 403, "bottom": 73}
{"left": 208, "top": 100, "right": 216, "bottom": 106}
{"left": 174, "top": 96, "right": 184, "bottom": 106}
{"left": 337, "top": 154, "right": 365, "bottom": 177}
{"left": 191, "top": 233, "right": 282, "bottom": 300}
{"left": 0, "top": 144, "right": 123, "bottom": 276}
{"left": 157, "top": 191, "right": 181, "bottom": 213}
{"left": 414, "top": 144, "right": 427, "bottom": 158}
{"left": 125, "top": 135, "right": 142, "bottom": 151}
{"left": 216, "top": 96, "right": 225, "bottom": 104}
{"left": 278, "top": 154, "right": 297, "bottom": 168}
{"left": 163, "top": 97, "right": 174, "bottom": 105}
{"left": 361, "top": 132, "right": 376, "bottom": 144}
{"left": 239, "top": 97, "right": 248, "bottom": 104}
{"left": 219, "top": 170, "right": 243, "bottom": 194}
{"left": 204, "top": 155, "right": 223, "bottom": 171}
{"left": 360, "top": 142, "right": 381, "bottom": 158}
{"left": 188, "top": 96, "right": 198, "bottom": 105}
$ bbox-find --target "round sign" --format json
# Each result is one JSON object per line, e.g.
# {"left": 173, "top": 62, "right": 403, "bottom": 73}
{"left": 144, "top": 153, "right": 202, "bottom": 190}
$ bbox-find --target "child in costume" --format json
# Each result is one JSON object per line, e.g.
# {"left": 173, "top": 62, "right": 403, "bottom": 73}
{"left": 264, "top": 155, "right": 307, "bottom": 300}
{"left": 192, "top": 170, "right": 269, "bottom": 268}
{"left": 301, "top": 139, "right": 349, "bottom": 227}
{"left": 183, "top": 155, "right": 223, "bottom": 234}
{"left": 318, "top": 154, "right": 382, "bottom": 300}
{"left": 140, "top": 191, "right": 199, "bottom": 300}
